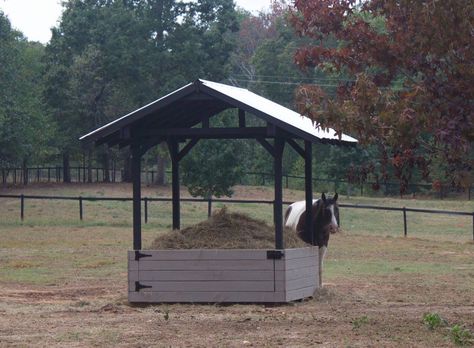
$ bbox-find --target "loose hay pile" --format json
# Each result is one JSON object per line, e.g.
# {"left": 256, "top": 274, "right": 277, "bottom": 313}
{"left": 150, "top": 207, "right": 308, "bottom": 249}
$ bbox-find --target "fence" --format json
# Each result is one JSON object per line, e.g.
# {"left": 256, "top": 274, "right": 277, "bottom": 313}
{"left": 1, "top": 194, "right": 473, "bottom": 240}
{"left": 1, "top": 166, "right": 472, "bottom": 200}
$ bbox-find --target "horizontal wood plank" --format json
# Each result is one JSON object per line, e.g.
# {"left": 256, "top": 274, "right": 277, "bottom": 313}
{"left": 286, "top": 275, "right": 317, "bottom": 291}
{"left": 284, "top": 256, "right": 318, "bottom": 271}
{"left": 130, "top": 259, "right": 274, "bottom": 271}
{"left": 128, "top": 249, "right": 271, "bottom": 261}
{"left": 129, "top": 280, "right": 278, "bottom": 292}
{"left": 129, "top": 291, "right": 286, "bottom": 303}
{"left": 128, "top": 270, "right": 275, "bottom": 282}
{"left": 285, "top": 266, "right": 318, "bottom": 282}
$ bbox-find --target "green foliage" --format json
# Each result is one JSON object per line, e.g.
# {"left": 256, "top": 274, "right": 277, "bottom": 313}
{"left": 352, "top": 315, "right": 370, "bottom": 330}
{"left": 181, "top": 111, "right": 245, "bottom": 198}
{"left": 449, "top": 325, "right": 473, "bottom": 346}
{"left": 423, "top": 312, "right": 446, "bottom": 330}
{"left": 0, "top": 12, "right": 53, "bottom": 167}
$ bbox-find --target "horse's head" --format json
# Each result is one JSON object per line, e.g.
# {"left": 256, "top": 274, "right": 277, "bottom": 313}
{"left": 320, "top": 192, "right": 339, "bottom": 234}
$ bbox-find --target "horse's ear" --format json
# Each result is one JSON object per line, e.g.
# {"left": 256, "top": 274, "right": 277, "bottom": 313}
{"left": 321, "top": 193, "right": 326, "bottom": 202}
{"left": 334, "top": 193, "right": 338, "bottom": 202}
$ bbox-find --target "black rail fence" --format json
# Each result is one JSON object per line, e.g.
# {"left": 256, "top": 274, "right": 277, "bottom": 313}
{"left": 1, "top": 166, "right": 472, "bottom": 200}
{"left": 1, "top": 194, "right": 473, "bottom": 240}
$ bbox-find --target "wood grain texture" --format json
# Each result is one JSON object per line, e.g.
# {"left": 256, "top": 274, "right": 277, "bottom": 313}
{"left": 128, "top": 247, "right": 319, "bottom": 303}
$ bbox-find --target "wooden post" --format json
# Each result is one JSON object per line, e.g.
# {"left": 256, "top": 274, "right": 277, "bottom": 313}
{"left": 169, "top": 140, "right": 180, "bottom": 230}
{"left": 403, "top": 207, "right": 407, "bottom": 237}
{"left": 207, "top": 196, "right": 212, "bottom": 218}
{"left": 238, "top": 109, "right": 245, "bottom": 128}
{"left": 274, "top": 138, "right": 284, "bottom": 250}
{"left": 305, "top": 141, "right": 313, "bottom": 244}
{"left": 132, "top": 145, "right": 142, "bottom": 250}
{"left": 79, "top": 196, "right": 83, "bottom": 220}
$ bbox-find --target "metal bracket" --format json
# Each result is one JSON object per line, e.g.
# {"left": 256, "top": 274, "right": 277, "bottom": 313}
{"left": 134, "top": 250, "right": 152, "bottom": 261}
{"left": 135, "top": 281, "right": 152, "bottom": 292}
{"left": 267, "top": 250, "right": 285, "bottom": 260}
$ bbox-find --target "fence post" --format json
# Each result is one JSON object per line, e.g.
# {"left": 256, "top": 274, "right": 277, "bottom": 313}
{"left": 403, "top": 207, "right": 407, "bottom": 237}
{"left": 20, "top": 194, "right": 24, "bottom": 221}
{"left": 79, "top": 196, "right": 83, "bottom": 220}
{"left": 208, "top": 197, "right": 212, "bottom": 218}
{"left": 144, "top": 197, "right": 148, "bottom": 224}
{"left": 472, "top": 212, "right": 474, "bottom": 241}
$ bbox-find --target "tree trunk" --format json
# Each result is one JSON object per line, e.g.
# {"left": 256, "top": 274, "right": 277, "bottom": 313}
{"left": 63, "top": 152, "right": 71, "bottom": 183}
{"left": 87, "top": 149, "right": 93, "bottom": 183}
{"left": 122, "top": 150, "right": 132, "bottom": 182}
{"left": 22, "top": 158, "right": 28, "bottom": 185}
{"left": 155, "top": 143, "right": 168, "bottom": 185}
{"left": 102, "top": 149, "right": 110, "bottom": 183}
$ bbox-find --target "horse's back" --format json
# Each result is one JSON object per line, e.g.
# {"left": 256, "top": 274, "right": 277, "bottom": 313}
{"left": 284, "top": 199, "right": 318, "bottom": 231}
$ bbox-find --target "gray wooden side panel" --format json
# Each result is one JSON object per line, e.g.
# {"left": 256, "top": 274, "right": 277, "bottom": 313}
{"left": 129, "top": 280, "right": 278, "bottom": 292}
{"left": 129, "top": 270, "right": 275, "bottom": 282}
{"left": 283, "top": 256, "right": 318, "bottom": 271}
{"left": 129, "top": 291, "right": 286, "bottom": 303}
{"left": 284, "top": 247, "right": 318, "bottom": 260}
{"left": 128, "top": 249, "right": 270, "bottom": 261}
{"left": 285, "top": 266, "right": 318, "bottom": 282}
{"left": 285, "top": 286, "right": 317, "bottom": 302}
{"left": 286, "top": 276, "right": 317, "bottom": 292}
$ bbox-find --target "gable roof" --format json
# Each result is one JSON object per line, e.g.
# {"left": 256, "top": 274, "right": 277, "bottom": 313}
{"left": 79, "top": 79, "right": 357, "bottom": 146}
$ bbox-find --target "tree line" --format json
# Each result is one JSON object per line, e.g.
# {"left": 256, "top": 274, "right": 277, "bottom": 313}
{"left": 0, "top": 0, "right": 471, "bottom": 198}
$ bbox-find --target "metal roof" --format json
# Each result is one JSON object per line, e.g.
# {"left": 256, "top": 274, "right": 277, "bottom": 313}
{"left": 80, "top": 79, "right": 357, "bottom": 146}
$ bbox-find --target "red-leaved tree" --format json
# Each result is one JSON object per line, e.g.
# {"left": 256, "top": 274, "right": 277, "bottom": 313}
{"left": 291, "top": 0, "right": 473, "bottom": 193}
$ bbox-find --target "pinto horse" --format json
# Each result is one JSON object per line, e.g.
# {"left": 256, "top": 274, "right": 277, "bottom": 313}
{"left": 284, "top": 193, "right": 339, "bottom": 287}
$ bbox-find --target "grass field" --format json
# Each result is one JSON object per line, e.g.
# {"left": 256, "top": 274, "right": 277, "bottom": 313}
{"left": 0, "top": 183, "right": 473, "bottom": 347}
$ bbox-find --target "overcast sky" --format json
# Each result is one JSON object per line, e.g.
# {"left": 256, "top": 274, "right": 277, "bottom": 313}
{"left": 0, "top": 0, "right": 273, "bottom": 44}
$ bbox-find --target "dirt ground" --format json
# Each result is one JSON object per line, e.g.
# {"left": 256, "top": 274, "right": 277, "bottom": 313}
{"left": 0, "top": 184, "right": 473, "bottom": 347}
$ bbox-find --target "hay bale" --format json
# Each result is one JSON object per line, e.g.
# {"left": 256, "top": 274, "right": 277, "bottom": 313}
{"left": 150, "top": 207, "right": 308, "bottom": 249}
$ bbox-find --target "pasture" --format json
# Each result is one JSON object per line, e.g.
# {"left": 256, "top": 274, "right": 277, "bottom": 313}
{"left": 0, "top": 183, "right": 473, "bottom": 347}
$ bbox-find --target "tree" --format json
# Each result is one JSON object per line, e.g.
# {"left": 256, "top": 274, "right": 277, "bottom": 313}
{"left": 0, "top": 12, "right": 53, "bottom": 171}
{"left": 291, "top": 0, "right": 474, "bottom": 192}
{"left": 181, "top": 111, "right": 245, "bottom": 198}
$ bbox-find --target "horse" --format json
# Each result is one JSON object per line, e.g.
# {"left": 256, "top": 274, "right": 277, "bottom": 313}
{"left": 284, "top": 193, "right": 339, "bottom": 287}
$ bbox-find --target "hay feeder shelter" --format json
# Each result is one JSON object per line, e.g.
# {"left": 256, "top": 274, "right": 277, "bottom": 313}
{"left": 80, "top": 79, "right": 357, "bottom": 303}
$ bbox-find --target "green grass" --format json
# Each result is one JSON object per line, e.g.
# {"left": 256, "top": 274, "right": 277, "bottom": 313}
{"left": 0, "top": 183, "right": 473, "bottom": 287}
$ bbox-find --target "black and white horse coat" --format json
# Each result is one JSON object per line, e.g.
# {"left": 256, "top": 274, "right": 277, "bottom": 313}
{"left": 284, "top": 193, "right": 339, "bottom": 287}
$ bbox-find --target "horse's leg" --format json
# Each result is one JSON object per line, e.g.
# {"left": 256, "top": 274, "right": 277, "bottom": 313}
{"left": 318, "top": 246, "right": 327, "bottom": 287}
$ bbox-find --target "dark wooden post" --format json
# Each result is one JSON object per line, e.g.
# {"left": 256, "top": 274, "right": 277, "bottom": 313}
{"left": 132, "top": 145, "right": 142, "bottom": 250}
{"left": 274, "top": 138, "right": 285, "bottom": 250}
{"left": 304, "top": 141, "right": 313, "bottom": 244}
{"left": 238, "top": 109, "right": 245, "bottom": 128}
{"left": 169, "top": 139, "right": 180, "bottom": 230}
{"left": 79, "top": 196, "right": 83, "bottom": 220}
{"left": 403, "top": 207, "right": 407, "bottom": 237}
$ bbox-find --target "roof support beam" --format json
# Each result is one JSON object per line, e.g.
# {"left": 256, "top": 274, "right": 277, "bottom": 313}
{"left": 138, "top": 127, "right": 272, "bottom": 139}
{"left": 256, "top": 138, "right": 275, "bottom": 157}
{"left": 177, "top": 138, "right": 199, "bottom": 162}
{"left": 286, "top": 138, "right": 305, "bottom": 158}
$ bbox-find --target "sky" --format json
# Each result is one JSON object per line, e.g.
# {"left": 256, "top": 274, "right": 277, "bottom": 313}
{"left": 0, "top": 0, "right": 273, "bottom": 44}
